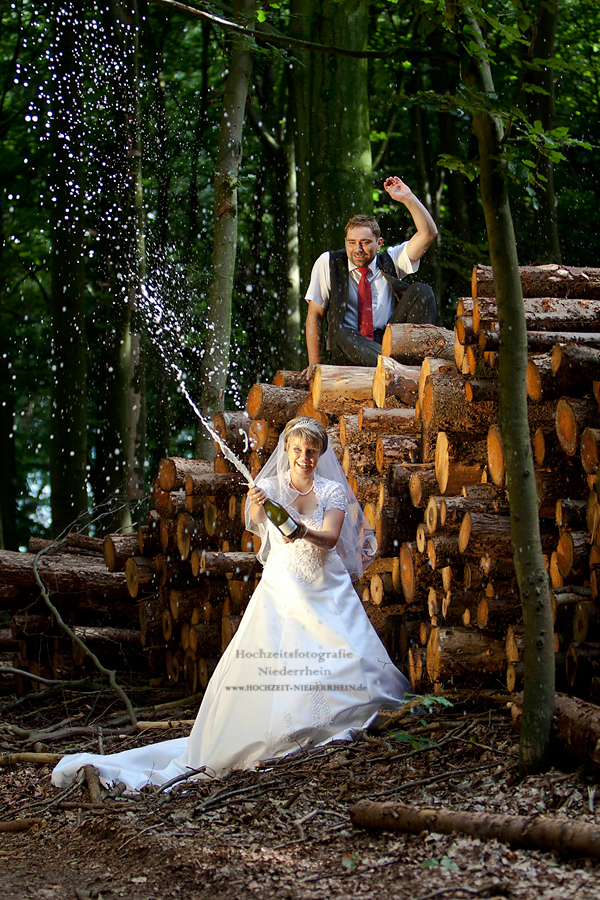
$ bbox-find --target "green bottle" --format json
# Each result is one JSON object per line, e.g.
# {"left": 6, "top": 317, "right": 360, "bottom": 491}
{"left": 263, "top": 497, "right": 301, "bottom": 538}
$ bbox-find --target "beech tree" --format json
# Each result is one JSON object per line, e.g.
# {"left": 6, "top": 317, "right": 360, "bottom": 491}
{"left": 2, "top": 0, "right": 599, "bottom": 547}
{"left": 90, "top": 0, "right": 146, "bottom": 532}
{"left": 195, "top": 0, "right": 255, "bottom": 458}
{"left": 48, "top": 0, "right": 88, "bottom": 536}
{"left": 523, "top": 0, "right": 561, "bottom": 262}
{"left": 456, "top": 5, "right": 556, "bottom": 773}
{"left": 288, "top": 0, "right": 373, "bottom": 284}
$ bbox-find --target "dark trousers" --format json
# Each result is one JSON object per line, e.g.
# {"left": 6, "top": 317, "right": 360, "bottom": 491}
{"left": 329, "top": 282, "right": 437, "bottom": 367}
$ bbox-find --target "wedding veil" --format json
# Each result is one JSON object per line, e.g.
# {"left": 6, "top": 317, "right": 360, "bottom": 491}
{"left": 244, "top": 417, "right": 377, "bottom": 581}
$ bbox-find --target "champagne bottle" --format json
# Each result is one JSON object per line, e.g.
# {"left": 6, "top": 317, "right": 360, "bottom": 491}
{"left": 263, "top": 497, "right": 301, "bottom": 538}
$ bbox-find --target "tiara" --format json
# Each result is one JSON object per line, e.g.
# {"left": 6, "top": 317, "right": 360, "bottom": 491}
{"left": 289, "top": 417, "right": 318, "bottom": 429}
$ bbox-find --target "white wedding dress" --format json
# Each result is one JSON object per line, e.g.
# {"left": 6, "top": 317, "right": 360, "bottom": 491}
{"left": 52, "top": 475, "right": 409, "bottom": 790}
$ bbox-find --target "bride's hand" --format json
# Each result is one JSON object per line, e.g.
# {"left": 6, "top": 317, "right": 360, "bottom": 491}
{"left": 247, "top": 485, "right": 268, "bottom": 524}
{"left": 247, "top": 486, "right": 266, "bottom": 506}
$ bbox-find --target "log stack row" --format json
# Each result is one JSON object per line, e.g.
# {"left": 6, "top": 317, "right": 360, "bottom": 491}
{"left": 0, "top": 535, "right": 151, "bottom": 695}
{"left": 98, "top": 363, "right": 439, "bottom": 695}
{"left": 3, "top": 263, "right": 599, "bottom": 705}
{"left": 411, "top": 264, "right": 600, "bottom": 697}
{"left": 105, "top": 371, "right": 331, "bottom": 695}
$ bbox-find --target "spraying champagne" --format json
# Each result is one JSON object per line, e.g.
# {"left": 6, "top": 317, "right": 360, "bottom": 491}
{"left": 173, "top": 370, "right": 306, "bottom": 540}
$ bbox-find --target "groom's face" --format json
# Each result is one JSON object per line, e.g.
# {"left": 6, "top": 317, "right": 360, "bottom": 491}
{"left": 345, "top": 226, "right": 383, "bottom": 268}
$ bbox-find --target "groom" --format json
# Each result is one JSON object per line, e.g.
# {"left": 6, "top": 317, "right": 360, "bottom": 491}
{"left": 303, "top": 176, "right": 438, "bottom": 371}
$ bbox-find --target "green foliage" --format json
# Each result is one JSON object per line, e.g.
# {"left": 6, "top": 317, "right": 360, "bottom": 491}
{"left": 2, "top": 0, "right": 600, "bottom": 541}
{"left": 342, "top": 850, "right": 361, "bottom": 872}
{"left": 436, "top": 154, "right": 479, "bottom": 181}
{"left": 421, "top": 856, "right": 459, "bottom": 871}
{"left": 389, "top": 731, "right": 439, "bottom": 751}
{"left": 416, "top": 693, "right": 453, "bottom": 709}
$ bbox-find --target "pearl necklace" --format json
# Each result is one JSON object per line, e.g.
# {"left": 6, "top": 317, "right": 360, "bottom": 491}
{"left": 291, "top": 481, "right": 314, "bottom": 496}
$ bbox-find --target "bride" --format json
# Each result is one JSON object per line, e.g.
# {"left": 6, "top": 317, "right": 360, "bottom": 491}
{"left": 52, "top": 417, "right": 409, "bottom": 790}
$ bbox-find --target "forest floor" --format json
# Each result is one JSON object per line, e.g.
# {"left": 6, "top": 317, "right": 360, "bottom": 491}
{"left": 1, "top": 684, "right": 599, "bottom": 900}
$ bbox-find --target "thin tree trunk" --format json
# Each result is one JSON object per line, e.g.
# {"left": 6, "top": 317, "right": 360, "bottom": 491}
{"left": 464, "top": 16, "right": 554, "bottom": 775}
{"left": 283, "top": 112, "right": 301, "bottom": 367}
{"left": 247, "top": 74, "right": 301, "bottom": 371}
{"left": 98, "top": 0, "right": 146, "bottom": 530}
{"left": 121, "top": 1, "right": 146, "bottom": 517}
{"left": 351, "top": 799, "right": 600, "bottom": 859}
{"left": 0, "top": 180, "right": 18, "bottom": 549}
{"left": 409, "top": 72, "right": 443, "bottom": 316}
{"left": 525, "top": 0, "right": 561, "bottom": 263}
{"left": 49, "top": 0, "right": 88, "bottom": 537}
{"left": 185, "top": 21, "right": 211, "bottom": 257}
{"left": 0, "top": 350, "right": 18, "bottom": 549}
{"left": 270, "top": 97, "right": 301, "bottom": 370}
{"left": 195, "top": 0, "right": 255, "bottom": 458}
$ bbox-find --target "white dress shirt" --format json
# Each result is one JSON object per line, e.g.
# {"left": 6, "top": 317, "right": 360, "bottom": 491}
{"left": 305, "top": 242, "right": 420, "bottom": 331}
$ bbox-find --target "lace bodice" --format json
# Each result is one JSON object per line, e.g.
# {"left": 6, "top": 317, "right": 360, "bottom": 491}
{"left": 263, "top": 474, "right": 347, "bottom": 583}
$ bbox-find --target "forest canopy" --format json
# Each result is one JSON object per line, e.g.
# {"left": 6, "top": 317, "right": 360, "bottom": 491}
{"left": 1, "top": 0, "right": 598, "bottom": 546}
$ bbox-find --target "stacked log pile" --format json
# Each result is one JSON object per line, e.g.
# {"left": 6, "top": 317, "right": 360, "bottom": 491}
{"left": 2, "top": 264, "right": 599, "bottom": 704}
{"left": 0, "top": 534, "right": 150, "bottom": 695}
{"left": 423, "top": 264, "right": 600, "bottom": 697}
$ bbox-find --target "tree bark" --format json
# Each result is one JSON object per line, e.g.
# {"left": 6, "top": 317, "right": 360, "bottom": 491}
{"left": 372, "top": 357, "right": 421, "bottom": 409}
{"left": 381, "top": 324, "right": 455, "bottom": 362}
{"left": 0, "top": 549, "right": 131, "bottom": 598}
{"left": 426, "top": 625, "right": 505, "bottom": 682}
{"left": 359, "top": 407, "right": 418, "bottom": 435}
{"left": 551, "top": 342, "right": 600, "bottom": 382}
{"left": 289, "top": 0, "right": 372, "bottom": 292}
{"left": 103, "top": 534, "right": 140, "bottom": 573}
{"left": 99, "top": 0, "right": 146, "bottom": 529}
{"left": 465, "top": 14, "right": 554, "bottom": 774}
{"left": 350, "top": 798, "right": 600, "bottom": 858}
{"left": 49, "top": 0, "right": 88, "bottom": 536}
{"left": 197, "top": 550, "right": 257, "bottom": 578}
{"left": 524, "top": 0, "right": 561, "bottom": 263}
{"left": 158, "top": 458, "right": 212, "bottom": 492}
{"left": 246, "top": 383, "right": 306, "bottom": 424}
{"left": 375, "top": 435, "right": 420, "bottom": 475}
{"left": 196, "top": 0, "right": 255, "bottom": 458}
{"left": 472, "top": 263, "right": 600, "bottom": 300}
{"left": 512, "top": 691, "right": 600, "bottom": 772}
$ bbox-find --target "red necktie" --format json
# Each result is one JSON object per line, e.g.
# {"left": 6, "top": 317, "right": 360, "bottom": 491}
{"left": 357, "top": 266, "right": 374, "bottom": 340}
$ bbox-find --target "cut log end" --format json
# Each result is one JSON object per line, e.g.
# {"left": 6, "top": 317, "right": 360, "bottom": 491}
{"left": 487, "top": 424, "right": 505, "bottom": 486}
{"left": 556, "top": 398, "right": 578, "bottom": 456}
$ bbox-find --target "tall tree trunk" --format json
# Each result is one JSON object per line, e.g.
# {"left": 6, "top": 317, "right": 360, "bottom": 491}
{"left": 140, "top": 10, "right": 181, "bottom": 467}
{"left": 247, "top": 73, "right": 301, "bottom": 371}
{"left": 429, "top": 36, "right": 473, "bottom": 301}
{"left": 96, "top": 0, "right": 146, "bottom": 532}
{"left": 195, "top": 0, "right": 255, "bottom": 459}
{"left": 185, "top": 21, "right": 212, "bottom": 258}
{"left": 282, "top": 113, "right": 301, "bottom": 368}
{"left": 0, "top": 14, "right": 22, "bottom": 549}
{"left": 464, "top": 16, "right": 554, "bottom": 775}
{"left": 289, "top": 0, "right": 373, "bottom": 290}
{"left": 525, "top": 0, "right": 561, "bottom": 263}
{"left": 0, "top": 350, "right": 18, "bottom": 550}
{"left": 409, "top": 71, "right": 443, "bottom": 315}
{"left": 48, "top": 0, "right": 88, "bottom": 537}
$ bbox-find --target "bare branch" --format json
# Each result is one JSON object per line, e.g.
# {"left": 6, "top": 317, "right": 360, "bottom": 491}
{"left": 31, "top": 536, "right": 138, "bottom": 727}
{"left": 150, "top": 0, "right": 418, "bottom": 60}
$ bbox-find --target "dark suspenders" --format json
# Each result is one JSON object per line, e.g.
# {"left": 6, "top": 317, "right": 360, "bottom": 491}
{"left": 327, "top": 249, "right": 408, "bottom": 340}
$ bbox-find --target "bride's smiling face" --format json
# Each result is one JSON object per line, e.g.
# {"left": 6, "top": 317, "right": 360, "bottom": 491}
{"left": 286, "top": 437, "right": 321, "bottom": 483}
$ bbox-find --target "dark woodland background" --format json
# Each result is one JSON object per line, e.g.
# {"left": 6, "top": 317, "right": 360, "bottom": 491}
{"left": 1, "top": 0, "right": 597, "bottom": 547}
